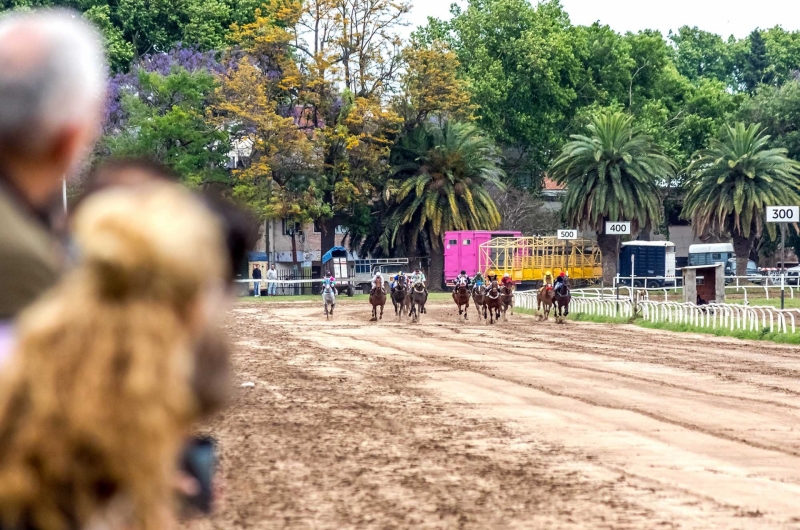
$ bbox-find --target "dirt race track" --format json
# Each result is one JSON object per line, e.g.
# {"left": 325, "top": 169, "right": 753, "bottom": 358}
{"left": 186, "top": 298, "right": 800, "bottom": 529}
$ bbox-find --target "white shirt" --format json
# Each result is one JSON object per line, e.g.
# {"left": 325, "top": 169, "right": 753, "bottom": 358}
{"left": 267, "top": 269, "right": 277, "bottom": 280}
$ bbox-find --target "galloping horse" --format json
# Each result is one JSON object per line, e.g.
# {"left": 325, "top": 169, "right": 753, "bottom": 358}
{"left": 369, "top": 281, "right": 386, "bottom": 321}
{"left": 391, "top": 275, "right": 410, "bottom": 319}
{"left": 554, "top": 280, "right": 571, "bottom": 320}
{"left": 537, "top": 285, "right": 555, "bottom": 320}
{"left": 499, "top": 283, "right": 514, "bottom": 321}
{"left": 471, "top": 284, "right": 486, "bottom": 321}
{"left": 409, "top": 280, "right": 427, "bottom": 322}
{"left": 322, "top": 283, "right": 336, "bottom": 320}
{"left": 484, "top": 280, "right": 502, "bottom": 324}
{"left": 452, "top": 278, "right": 471, "bottom": 320}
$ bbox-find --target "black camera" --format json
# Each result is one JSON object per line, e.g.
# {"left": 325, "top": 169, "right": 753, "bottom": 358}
{"left": 179, "top": 436, "right": 217, "bottom": 514}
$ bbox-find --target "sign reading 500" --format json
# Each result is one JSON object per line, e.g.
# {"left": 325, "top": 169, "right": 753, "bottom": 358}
{"left": 605, "top": 221, "right": 631, "bottom": 235}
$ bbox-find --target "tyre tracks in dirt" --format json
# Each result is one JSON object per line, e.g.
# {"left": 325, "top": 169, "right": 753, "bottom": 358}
{"left": 259, "top": 300, "right": 800, "bottom": 527}
{"left": 190, "top": 301, "right": 800, "bottom": 529}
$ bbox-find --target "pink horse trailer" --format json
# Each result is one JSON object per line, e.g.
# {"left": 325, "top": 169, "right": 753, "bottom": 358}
{"left": 443, "top": 230, "right": 522, "bottom": 283}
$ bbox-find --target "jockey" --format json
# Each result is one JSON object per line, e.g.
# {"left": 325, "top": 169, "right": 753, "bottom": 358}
{"left": 391, "top": 271, "right": 406, "bottom": 292}
{"left": 539, "top": 270, "right": 554, "bottom": 295}
{"left": 500, "top": 272, "right": 514, "bottom": 290}
{"left": 473, "top": 271, "right": 485, "bottom": 289}
{"left": 454, "top": 270, "right": 470, "bottom": 291}
{"left": 553, "top": 271, "right": 567, "bottom": 292}
{"left": 371, "top": 270, "right": 385, "bottom": 293}
{"left": 409, "top": 268, "right": 427, "bottom": 290}
{"left": 323, "top": 275, "right": 338, "bottom": 295}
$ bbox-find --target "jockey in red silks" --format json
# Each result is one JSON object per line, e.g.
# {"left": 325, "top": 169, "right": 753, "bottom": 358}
{"left": 500, "top": 272, "right": 514, "bottom": 290}
{"left": 553, "top": 271, "right": 567, "bottom": 292}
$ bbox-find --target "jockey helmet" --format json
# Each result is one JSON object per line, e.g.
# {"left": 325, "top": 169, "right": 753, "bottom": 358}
{"left": 461, "top": 270, "right": 466, "bottom": 275}
{"left": 559, "top": 271, "right": 566, "bottom": 278}
{"left": 503, "top": 272, "right": 510, "bottom": 278}
{"left": 545, "top": 270, "right": 552, "bottom": 277}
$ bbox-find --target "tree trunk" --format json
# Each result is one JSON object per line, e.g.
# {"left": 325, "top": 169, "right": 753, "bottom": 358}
{"left": 733, "top": 233, "right": 755, "bottom": 277}
{"left": 320, "top": 217, "right": 337, "bottom": 263}
{"left": 429, "top": 246, "right": 445, "bottom": 292}
{"left": 597, "top": 232, "right": 618, "bottom": 285}
{"left": 291, "top": 229, "right": 298, "bottom": 266}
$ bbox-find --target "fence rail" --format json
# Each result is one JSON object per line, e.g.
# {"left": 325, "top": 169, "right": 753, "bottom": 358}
{"left": 513, "top": 290, "right": 799, "bottom": 335}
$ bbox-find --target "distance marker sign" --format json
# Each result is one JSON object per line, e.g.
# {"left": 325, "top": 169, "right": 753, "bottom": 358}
{"left": 557, "top": 229, "right": 578, "bottom": 240}
{"left": 766, "top": 206, "right": 799, "bottom": 223}
{"left": 605, "top": 221, "right": 631, "bottom": 235}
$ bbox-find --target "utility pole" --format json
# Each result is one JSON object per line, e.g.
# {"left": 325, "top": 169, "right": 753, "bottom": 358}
{"left": 766, "top": 206, "right": 798, "bottom": 310}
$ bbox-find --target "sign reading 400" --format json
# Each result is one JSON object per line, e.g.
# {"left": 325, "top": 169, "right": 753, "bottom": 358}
{"left": 605, "top": 221, "right": 631, "bottom": 235}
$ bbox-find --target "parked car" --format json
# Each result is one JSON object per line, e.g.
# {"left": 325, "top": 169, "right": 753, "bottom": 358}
{"left": 787, "top": 265, "right": 800, "bottom": 286}
{"left": 724, "top": 258, "right": 761, "bottom": 283}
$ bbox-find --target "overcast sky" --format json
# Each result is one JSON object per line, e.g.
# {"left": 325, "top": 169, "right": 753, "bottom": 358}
{"left": 407, "top": 0, "right": 800, "bottom": 39}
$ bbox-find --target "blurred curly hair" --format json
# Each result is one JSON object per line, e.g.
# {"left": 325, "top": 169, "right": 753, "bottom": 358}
{"left": 0, "top": 182, "right": 227, "bottom": 530}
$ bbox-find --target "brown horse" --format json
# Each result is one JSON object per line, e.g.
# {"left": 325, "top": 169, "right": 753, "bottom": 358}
{"left": 452, "top": 278, "right": 471, "bottom": 320}
{"left": 499, "top": 284, "right": 514, "bottom": 321}
{"left": 369, "top": 283, "right": 386, "bottom": 321}
{"left": 484, "top": 280, "right": 502, "bottom": 324}
{"left": 537, "top": 286, "right": 555, "bottom": 320}
{"left": 471, "top": 284, "right": 486, "bottom": 321}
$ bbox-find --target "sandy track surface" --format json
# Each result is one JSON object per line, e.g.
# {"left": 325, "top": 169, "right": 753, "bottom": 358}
{"left": 187, "top": 299, "right": 800, "bottom": 529}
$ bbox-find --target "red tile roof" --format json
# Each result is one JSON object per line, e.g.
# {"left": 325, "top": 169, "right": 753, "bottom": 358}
{"left": 543, "top": 176, "right": 565, "bottom": 191}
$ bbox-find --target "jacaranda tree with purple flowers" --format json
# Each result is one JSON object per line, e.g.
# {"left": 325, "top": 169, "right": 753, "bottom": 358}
{"left": 101, "top": 45, "right": 230, "bottom": 187}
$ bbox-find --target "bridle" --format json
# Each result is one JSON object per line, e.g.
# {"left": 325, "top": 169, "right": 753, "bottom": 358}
{"left": 487, "top": 282, "right": 500, "bottom": 300}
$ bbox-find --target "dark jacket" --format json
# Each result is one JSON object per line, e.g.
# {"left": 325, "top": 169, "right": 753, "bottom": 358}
{"left": 252, "top": 268, "right": 262, "bottom": 279}
{"left": 0, "top": 176, "right": 60, "bottom": 320}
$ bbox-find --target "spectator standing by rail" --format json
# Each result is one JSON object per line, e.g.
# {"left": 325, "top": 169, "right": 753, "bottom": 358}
{"left": 252, "top": 263, "right": 262, "bottom": 297}
{"left": 267, "top": 263, "right": 278, "bottom": 296}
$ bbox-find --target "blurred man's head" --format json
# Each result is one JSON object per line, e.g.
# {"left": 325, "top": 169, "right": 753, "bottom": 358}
{"left": 0, "top": 9, "right": 106, "bottom": 207}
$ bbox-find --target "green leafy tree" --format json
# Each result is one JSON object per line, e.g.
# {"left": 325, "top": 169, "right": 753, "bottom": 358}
{"left": 382, "top": 121, "right": 504, "bottom": 289}
{"left": 739, "top": 80, "right": 800, "bottom": 161}
{"left": 84, "top": 5, "right": 135, "bottom": 72}
{"left": 683, "top": 123, "right": 800, "bottom": 275}
{"left": 103, "top": 66, "right": 229, "bottom": 186}
{"left": 743, "top": 30, "right": 774, "bottom": 93}
{"left": 571, "top": 23, "right": 634, "bottom": 107}
{"left": 445, "top": 0, "right": 584, "bottom": 187}
{"left": 550, "top": 111, "right": 675, "bottom": 283}
{"left": 669, "top": 26, "right": 733, "bottom": 84}
{"left": 762, "top": 27, "right": 800, "bottom": 87}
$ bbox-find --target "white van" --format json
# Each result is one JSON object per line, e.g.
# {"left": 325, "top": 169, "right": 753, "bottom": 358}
{"left": 688, "top": 243, "right": 734, "bottom": 267}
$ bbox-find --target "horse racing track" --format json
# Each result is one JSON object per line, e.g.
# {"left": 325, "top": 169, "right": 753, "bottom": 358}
{"left": 186, "top": 298, "right": 800, "bottom": 529}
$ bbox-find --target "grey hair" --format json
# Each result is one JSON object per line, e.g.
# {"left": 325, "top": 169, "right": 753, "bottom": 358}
{"left": 0, "top": 9, "right": 107, "bottom": 154}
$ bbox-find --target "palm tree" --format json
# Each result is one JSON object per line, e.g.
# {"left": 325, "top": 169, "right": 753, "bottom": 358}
{"left": 382, "top": 121, "right": 505, "bottom": 289}
{"left": 550, "top": 110, "right": 675, "bottom": 283}
{"left": 683, "top": 122, "right": 800, "bottom": 276}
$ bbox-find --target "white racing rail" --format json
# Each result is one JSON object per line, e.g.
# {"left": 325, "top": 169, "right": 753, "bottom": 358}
{"left": 513, "top": 291, "right": 636, "bottom": 319}
{"left": 638, "top": 301, "right": 797, "bottom": 334}
{"left": 513, "top": 290, "right": 799, "bottom": 334}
